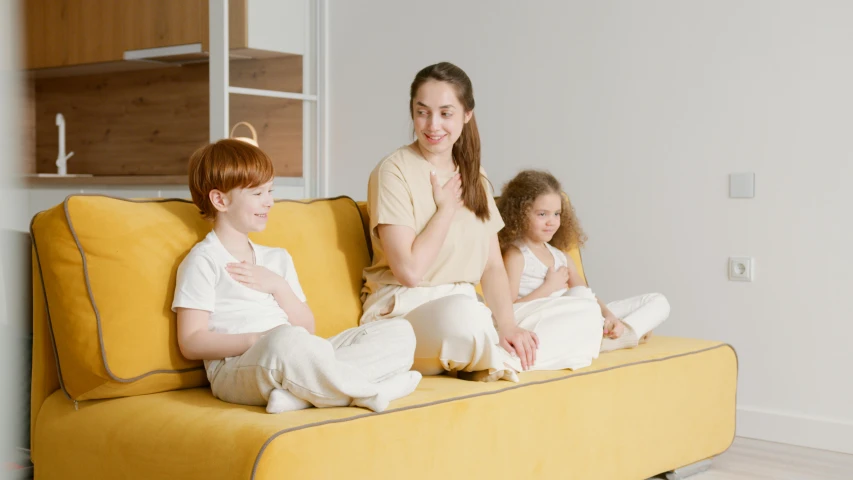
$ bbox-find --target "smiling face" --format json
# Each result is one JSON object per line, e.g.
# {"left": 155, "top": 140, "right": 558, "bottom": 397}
{"left": 411, "top": 79, "right": 473, "bottom": 160}
{"left": 524, "top": 192, "right": 562, "bottom": 244}
{"left": 211, "top": 180, "right": 274, "bottom": 233}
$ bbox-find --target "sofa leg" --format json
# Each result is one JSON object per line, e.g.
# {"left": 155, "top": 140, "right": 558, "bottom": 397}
{"left": 664, "top": 458, "right": 713, "bottom": 479}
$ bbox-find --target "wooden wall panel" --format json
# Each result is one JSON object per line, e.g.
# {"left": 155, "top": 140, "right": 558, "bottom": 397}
{"left": 230, "top": 55, "right": 303, "bottom": 93}
{"left": 230, "top": 55, "right": 304, "bottom": 177}
{"left": 231, "top": 95, "right": 303, "bottom": 178}
{"left": 33, "top": 57, "right": 302, "bottom": 177}
{"left": 34, "top": 64, "right": 209, "bottom": 176}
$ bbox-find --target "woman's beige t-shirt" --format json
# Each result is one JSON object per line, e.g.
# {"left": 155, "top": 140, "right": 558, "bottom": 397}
{"left": 362, "top": 145, "right": 505, "bottom": 296}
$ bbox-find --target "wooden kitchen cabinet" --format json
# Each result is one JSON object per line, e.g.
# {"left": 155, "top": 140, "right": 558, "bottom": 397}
{"left": 25, "top": 0, "right": 123, "bottom": 69}
{"left": 24, "top": 0, "right": 208, "bottom": 70}
{"left": 122, "top": 0, "right": 209, "bottom": 54}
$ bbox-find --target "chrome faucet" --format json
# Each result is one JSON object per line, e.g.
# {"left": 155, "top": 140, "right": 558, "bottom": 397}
{"left": 55, "top": 113, "right": 74, "bottom": 175}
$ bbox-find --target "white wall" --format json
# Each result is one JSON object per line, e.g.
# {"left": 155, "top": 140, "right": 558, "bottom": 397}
{"left": 1, "top": 0, "right": 29, "bottom": 454}
{"left": 0, "top": 6, "right": 27, "bottom": 323}
{"left": 328, "top": 0, "right": 853, "bottom": 454}
{"left": 248, "top": 0, "right": 305, "bottom": 55}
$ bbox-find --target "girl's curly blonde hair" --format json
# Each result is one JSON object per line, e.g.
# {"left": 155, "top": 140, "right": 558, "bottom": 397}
{"left": 497, "top": 170, "right": 587, "bottom": 253}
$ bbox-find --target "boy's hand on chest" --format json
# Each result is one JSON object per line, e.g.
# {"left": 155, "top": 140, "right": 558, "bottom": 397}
{"left": 225, "top": 261, "right": 286, "bottom": 295}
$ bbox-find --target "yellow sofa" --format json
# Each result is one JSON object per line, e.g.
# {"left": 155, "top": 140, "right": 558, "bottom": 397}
{"left": 29, "top": 195, "right": 737, "bottom": 480}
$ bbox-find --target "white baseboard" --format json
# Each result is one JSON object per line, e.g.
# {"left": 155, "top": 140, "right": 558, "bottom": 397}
{"left": 737, "top": 405, "right": 853, "bottom": 455}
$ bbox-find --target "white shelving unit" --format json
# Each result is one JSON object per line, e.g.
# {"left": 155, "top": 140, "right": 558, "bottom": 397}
{"left": 209, "top": 0, "right": 325, "bottom": 199}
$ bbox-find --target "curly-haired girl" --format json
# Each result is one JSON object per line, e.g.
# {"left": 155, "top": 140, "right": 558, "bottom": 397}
{"left": 497, "top": 170, "right": 670, "bottom": 367}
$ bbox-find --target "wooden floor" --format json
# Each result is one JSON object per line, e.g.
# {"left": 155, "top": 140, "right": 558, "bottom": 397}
{"left": 653, "top": 437, "right": 853, "bottom": 480}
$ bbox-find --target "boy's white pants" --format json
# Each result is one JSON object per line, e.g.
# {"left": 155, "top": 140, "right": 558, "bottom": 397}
{"left": 361, "top": 284, "right": 669, "bottom": 375}
{"left": 208, "top": 319, "right": 416, "bottom": 408}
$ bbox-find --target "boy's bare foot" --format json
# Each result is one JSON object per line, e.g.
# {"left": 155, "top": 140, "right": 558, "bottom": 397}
{"left": 352, "top": 371, "right": 423, "bottom": 413}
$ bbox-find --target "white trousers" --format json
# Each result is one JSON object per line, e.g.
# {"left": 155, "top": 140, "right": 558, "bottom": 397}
{"left": 361, "top": 284, "right": 670, "bottom": 375}
{"left": 208, "top": 320, "right": 416, "bottom": 408}
{"left": 604, "top": 292, "right": 671, "bottom": 339}
{"left": 514, "top": 289, "right": 671, "bottom": 370}
{"left": 512, "top": 288, "right": 604, "bottom": 371}
{"left": 362, "top": 284, "right": 512, "bottom": 375}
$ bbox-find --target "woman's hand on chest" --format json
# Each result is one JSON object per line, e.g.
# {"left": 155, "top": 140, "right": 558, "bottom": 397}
{"left": 431, "top": 171, "right": 463, "bottom": 213}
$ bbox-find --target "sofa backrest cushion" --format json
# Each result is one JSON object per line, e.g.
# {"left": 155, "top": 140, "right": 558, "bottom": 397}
{"left": 30, "top": 195, "right": 370, "bottom": 401}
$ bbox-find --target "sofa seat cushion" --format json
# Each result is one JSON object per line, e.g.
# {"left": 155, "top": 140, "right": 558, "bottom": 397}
{"left": 33, "top": 337, "right": 737, "bottom": 480}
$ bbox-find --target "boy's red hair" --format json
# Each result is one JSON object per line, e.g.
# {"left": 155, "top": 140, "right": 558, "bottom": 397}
{"left": 187, "top": 139, "right": 275, "bottom": 220}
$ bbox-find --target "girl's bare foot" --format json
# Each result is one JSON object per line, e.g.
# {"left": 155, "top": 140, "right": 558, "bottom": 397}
{"left": 603, "top": 315, "right": 626, "bottom": 339}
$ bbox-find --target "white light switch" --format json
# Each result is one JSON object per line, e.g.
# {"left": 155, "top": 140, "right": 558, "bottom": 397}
{"left": 729, "top": 173, "right": 755, "bottom": 198}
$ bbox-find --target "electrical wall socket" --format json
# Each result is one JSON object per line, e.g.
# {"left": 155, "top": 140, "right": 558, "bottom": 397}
{"left": 728, "top": 257, "right": 754, "bottom": 282}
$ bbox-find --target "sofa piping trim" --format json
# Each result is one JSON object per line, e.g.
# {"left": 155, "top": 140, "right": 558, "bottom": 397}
{"left": 251, "top": 342, "right": 738, "bottom": 479}
{"left": 29, "top": 212, "right": 72, "bottom": 402}
{"left": 354, "top": 202, "right": 373, "bottom": 261}
{"left": 59, "top": 194, "right": 368, "bottom": 386}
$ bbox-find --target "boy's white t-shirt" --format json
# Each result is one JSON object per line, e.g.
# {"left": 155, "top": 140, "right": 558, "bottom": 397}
{"left": 171, "top": 231, "right": 307, "bottom": 336}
